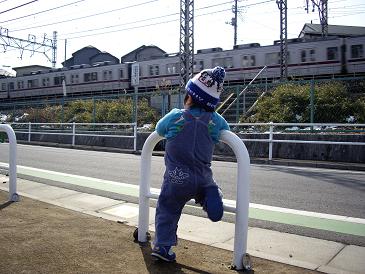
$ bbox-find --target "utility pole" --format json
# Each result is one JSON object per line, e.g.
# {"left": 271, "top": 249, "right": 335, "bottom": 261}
{"left": 305, "top": 0, "right": 328, "bottom": 37}
{"left": 226, "top": 0, "right": 238, "bottom": 47}
{"left": 0, "top": 27, "right": 57, "bottom": 67}
{"left": 233, "top": 0, "right": 238, "bottom": 47}
{"left": 276, "top": 0, "right": 288, "bottom": 81}
{"left": 179, "top": 0, "right": 194, "bottom": 107}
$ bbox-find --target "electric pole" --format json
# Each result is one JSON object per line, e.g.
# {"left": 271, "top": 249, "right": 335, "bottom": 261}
{"left": 0, "top": 27, "right": 57, "bottom": 67}
{"left": 305, "top": 0, "right": 328, "bottom": 37}
{"left": 276, "top": 0, "right": 288, "bottom": 80}
{"left": 233, "top": 0, "right": 238, "bottom": 47}
{"left": 179, "top": 0, "right": 194, "bottom": 106}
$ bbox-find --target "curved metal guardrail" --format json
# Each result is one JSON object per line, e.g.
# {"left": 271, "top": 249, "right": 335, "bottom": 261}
{"left": 137, "top": 130, "right": 251, "bottom": 270}
{"left": 0, "top": 124, "right": 19, "bottom": 202}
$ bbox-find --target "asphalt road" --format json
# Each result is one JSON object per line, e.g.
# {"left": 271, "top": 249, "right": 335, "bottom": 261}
{"left": 1, "top": 143, "right": 365, "bottom": 245}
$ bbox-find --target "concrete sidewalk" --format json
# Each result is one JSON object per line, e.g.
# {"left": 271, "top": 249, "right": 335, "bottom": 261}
{"left": 1, "top": 175, "right": 364, "bottom": 274}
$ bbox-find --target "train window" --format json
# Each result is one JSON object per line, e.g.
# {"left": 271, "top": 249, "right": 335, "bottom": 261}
{"left": 166, "top": 63, "right": 178, "bottom": 74}
{"left": 242, "top": 55, "right": 256, "bottom": 67}
{"left": 265, "top": 52, "right": 280, "bottom": 65}
{"left": 27, "top": 79, "right": 39, "bottom": 88}
{"left": 54, "top": 76, "right": 65, "bottom": 85}
{"left": 103, "top": 70, "right": 112, "bottom": 80}
{"left": 1, "top": 83, "right": 5, "bottom": 90}
{"left": 301, "top": 50, "right": 306, "bottom": 62}
{"left": 8, "top": 82, "right": 14, "bottom": 90}
{"left": 225, "top": 57, "right": 233, "bottom": 68}
{"left": 327, "top": 47, "right": 338, "bottom": 60}
{"left": 84, "top": 72, "right": 98, "bottom": 82}
{"left": 212, "top": 57, "right": 233, "bottom": 68}
{"left": 193, "top": 60, "right": 204, "bottom": 71}
{"left": 212, "top": 58, "right": 224, "bottom": 67}
{"left": 301, "top": 49, "right": 315, "bottom": 62}
{"left": 120, "top": 69, "right": 124, "bottom": 79}
{"left": 17, "top": 81, "right": 24, "bottom": 89}
{"left": 149, "top": 65, "right": 159, "bottom": 76}
{"left": 309, "top": 49, "right": 315, "bottom": 61}
{"left": 42, "top": 78, "right": 50, "bottom": 87}
{"left": 351, "top": 44, "right": 363, "bottom": 59}
{"left": 71, "top": 74, "right": 79, "bottom": 84}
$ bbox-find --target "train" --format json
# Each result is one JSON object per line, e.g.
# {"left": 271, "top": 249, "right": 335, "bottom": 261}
{"left": 0, "top": 35, "right": 364, "bottom": 101}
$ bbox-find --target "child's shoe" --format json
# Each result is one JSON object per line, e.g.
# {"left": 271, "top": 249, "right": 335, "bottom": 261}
{"left": 151, "top": 246, "right": 176, "bottom": 262}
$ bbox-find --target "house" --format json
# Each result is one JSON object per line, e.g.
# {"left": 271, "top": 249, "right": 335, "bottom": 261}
{"left": 12, "top": 65, "right": 52, "bottom": 77}
{"left": 62, "top": 46, "right": 119, "bottom": 68}
{"left": 120, "top": 45, "right": 166, "bottom": 63}
{"left": 299, "top": 23, "right": 365, "bottom": 39}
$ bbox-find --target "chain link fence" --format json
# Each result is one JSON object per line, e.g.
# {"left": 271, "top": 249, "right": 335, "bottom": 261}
{"left": 0, "top": 77, "right": 364, "bottom": 127}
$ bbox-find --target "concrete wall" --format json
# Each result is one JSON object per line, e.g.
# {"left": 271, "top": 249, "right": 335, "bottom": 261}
{"left": 15, "top": 132, "right": 365, "bottom": 163}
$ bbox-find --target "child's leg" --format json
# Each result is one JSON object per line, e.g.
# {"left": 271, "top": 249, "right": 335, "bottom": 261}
{"left": 154, "top": 182, "right": 188, "bottom": 247}
{"left": 202, "top": 185, "right": 224, "bottom": 222}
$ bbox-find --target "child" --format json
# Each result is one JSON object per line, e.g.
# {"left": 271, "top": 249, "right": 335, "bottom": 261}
{"left": 151, "top": 66, "right": 230, "bottom": 262}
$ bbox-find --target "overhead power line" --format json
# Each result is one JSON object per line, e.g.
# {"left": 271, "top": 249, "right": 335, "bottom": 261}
{"left": 60, "top": 0, "right": 274, "bottom": 41}
{"left": 9, "top": 0, "right": 158, "bottom": 32}
{"left": 0, "top": 0, "right": 87, "bottom": 24}
{"left": 0, "top": 0, "right": 39, "bottom": 15}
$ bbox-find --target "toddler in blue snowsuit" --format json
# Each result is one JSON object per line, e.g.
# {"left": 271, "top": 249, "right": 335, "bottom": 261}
{"left": 151, "top": 67, "right": 230, "bottom": 262}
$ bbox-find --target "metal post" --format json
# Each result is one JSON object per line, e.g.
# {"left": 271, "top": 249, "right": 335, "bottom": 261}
{"left": 0, "top": 124, "right": 19, "bottom": 202}
{"left": 133, "top": 123, "right": 137, "bottom": 152}
{"left": 28, "top": 122, "right": 31, "bottom": 142}
{"left": 138, "top": 130, "right": 251, "bottom": 270}
{"left": 134, "top": 86, "right": 138, "bottom": 128}
{"left": 72, "top": 122, "right": 75, "bottom": 146}
{"left": 236, "top": 86, "right": 240, "bottom": 123}
{"left": 269, "top": 122, "right": 274, "bottom": 160}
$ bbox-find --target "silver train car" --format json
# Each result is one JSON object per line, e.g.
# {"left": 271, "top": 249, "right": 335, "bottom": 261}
{"left": 1, "top": 35, "right": 364, "bottom": 100}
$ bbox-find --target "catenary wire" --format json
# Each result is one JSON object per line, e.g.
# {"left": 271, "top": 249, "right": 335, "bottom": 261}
{"left": 0, "top": 0, "right": 87, "bottom": 24}
{"left": 0, "top": 0, "right": 38, "bottom": 15}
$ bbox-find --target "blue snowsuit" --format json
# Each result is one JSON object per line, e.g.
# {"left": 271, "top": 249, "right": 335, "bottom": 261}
{"left": 154, "top": 107, "right": 229, "bottom": 247}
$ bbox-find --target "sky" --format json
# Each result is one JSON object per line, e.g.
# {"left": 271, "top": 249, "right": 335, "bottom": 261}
{"left": 1, "top": 0, "right": 364, "bottom": 74}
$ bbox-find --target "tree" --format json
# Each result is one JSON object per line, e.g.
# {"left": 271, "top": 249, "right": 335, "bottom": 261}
{"left": 244, "top": 81, "right": 365, "bottom": 123}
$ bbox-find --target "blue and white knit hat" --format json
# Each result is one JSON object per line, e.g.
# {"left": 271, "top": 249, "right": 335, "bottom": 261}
{"left": 185, "top": 66, "right": 225, "bottom": 111}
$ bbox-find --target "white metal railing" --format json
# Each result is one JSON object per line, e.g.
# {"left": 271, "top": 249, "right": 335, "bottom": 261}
{"left": 0, "top": 124, "right": 19, "bottom": 202}
{"left": 230, "top": 122, "right": 365, "bottom": 161}
{"left": 137, "top": 130, "right": 251, "bottom": 270}
{"left": 10, "top": 122, "right": 138, "bottom": 151}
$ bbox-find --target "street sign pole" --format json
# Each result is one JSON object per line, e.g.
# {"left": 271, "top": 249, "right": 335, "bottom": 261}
{"left": 131, "top": 63, "right": 140, "bottom": 128}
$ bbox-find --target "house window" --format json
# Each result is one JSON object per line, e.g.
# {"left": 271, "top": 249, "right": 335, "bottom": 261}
{"left": 351, "top": 44, "right": 363, "bottom": 59}
{"left": 327, "top": 47, "right": 338, "bottom": 60}
{"left": 8, "top": 82, "right": 14, "bottom": 90}
{"left": 1, "top": 83, "right": 6, "bottom": 90}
